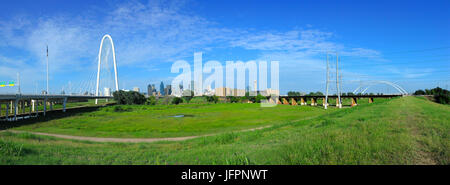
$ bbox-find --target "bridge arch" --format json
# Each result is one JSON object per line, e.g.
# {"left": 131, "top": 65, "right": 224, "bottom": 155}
{"left": 95, "top": 34, "right": 119, "bottom": 103}
{"left": 353, "top": 81, "right": 407, "bottom": 95}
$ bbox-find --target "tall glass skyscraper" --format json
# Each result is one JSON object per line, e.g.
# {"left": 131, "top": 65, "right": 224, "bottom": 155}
{"left": 160, "top": 81, "right": 165, "bottom": 95}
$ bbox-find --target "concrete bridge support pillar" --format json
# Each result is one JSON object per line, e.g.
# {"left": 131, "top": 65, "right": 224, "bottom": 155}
{"left": 28, "top": 100, "right": 32, "bottom": 117}
{"left": 34, "top": 100, "right": 38, "bottom": 117}
{"left": 31, "top": 100, "right": 35, "bottom": 112}
{"left": 369, "top": 97, "right": 374, "bottom": 103}
{"left": 14, "top": 99, "right": 18, "bottom": 121}
{"left": 291, "top": 98, "right": 298, "bottom": 105}
{"left": 21, "top": 100, "right": 25, "bottom": 114}
{"left": 5, "top": 102, "right": 9, "bottom": 120}
{"left": 336, "top": 98, "right": 341, "bottom": 107}
{"left": 300, "top": 98, "right": 306, "bottom": 105}
{"left": 282, "top": 98, "right": 289, "bottom": 105}
{"left": 63, "top": 97, "right": 67, "bottom": 112}
{"left": 322, "top": 97, "right": 328, "bottom": 107}
{"left": 351, "top": 97, "right": 358, "bottom": 107}
{"left": 10, "top": 101, "right": 13, "bottom": 114}
{"left": 311, "top": 98, "right": 317, "bottom": 106}
{"left": 43, "top": 98, "right": 47, "bottom": 116}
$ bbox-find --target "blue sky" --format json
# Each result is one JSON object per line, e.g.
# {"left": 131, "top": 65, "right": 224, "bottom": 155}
{"left": 0, "top": 0, "right": 449, "bottom": 95}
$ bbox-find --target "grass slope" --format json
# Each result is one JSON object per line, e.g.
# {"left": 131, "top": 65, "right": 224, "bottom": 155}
{"left": 11, "top": 103, "right": 330, "bottom": 138}
{"left": 0, "top": 96, "right": 448, "bottom": 164}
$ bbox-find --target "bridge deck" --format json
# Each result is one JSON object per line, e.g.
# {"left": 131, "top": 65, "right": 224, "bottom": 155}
{"left": 278, "top": 95, "right": 403, "bottom": 98}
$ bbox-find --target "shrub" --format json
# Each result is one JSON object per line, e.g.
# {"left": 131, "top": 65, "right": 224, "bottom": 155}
{"left": 434, "top": 92, "right": 450, "bottom": 104}
{"left": 205, "top": 95, "right": 219, "bottom": 103}
{"left": 159, "top": 96, "right": 172, "bottom": 105}
{"left": 146, "top": 96, "right": 157, "bottom": 105}
{"left": 254, "top": 94, "right": 266, "bottom": 103}
{"left": 414, "top": 87, "right": 449, "bottom": 104}
{"left": 287, "top": 91, "right": 302, "bottom": 96}
{"left": 227, "top": 96, "right": 240, "bottom": 103}
{"left": 113, "top": 90, "right": 146, "bottom": 105}
{"left": 172, "top": 97, "right": 183, "bottom": 105}
{"left": 240, "top": 96, "right": 250, "bottom": 103}
{"left": 189, "top": 97, "right": 207, "bottom": 104}
{"left": 182, "top": 96, "right": 193, "bottom": 103}
{"left": 414, "top": 89, "right": 425, "bottom": 95}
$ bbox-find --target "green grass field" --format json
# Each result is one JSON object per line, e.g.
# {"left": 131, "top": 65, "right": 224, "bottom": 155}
{"left": 10, "top": 103, "right": 332, "bottom": 138}
{"left": 0, "top": 96, "right": 448, "bottom": 164}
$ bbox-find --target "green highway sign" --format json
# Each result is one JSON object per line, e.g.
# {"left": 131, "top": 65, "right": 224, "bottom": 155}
{"left": 0, "top": 81, "right": 15, "bottom": 87}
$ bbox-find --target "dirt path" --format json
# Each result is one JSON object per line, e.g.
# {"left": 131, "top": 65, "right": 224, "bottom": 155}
{"left": 397, "top": 97, "right": 437, "bottom": 165}
{"left": 4, "top": 125, "right": 273, "bottom": 143}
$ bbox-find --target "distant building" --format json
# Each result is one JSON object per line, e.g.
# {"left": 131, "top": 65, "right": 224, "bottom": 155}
{"left": 132, "top": 87, "right": 140, "bottom": 92}
{"left": 147, "top": 84, "right": 158, "bottom": 96}
{"left": 214, "top": 87, "right": 245, "bottom": 96}
{"left": 190, "top": 80, "right": 195, "bottom": 92}
{"left": 165, "top": 85, "right": 172, "bottom": 96}
{"left": 234, "top": 89, "right": 246, "bottom": 96}
{"left": 160, "top": 81, "right": 165, "bottom": 95}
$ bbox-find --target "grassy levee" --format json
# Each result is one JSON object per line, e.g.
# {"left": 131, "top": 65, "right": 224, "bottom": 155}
{"left": 0, "top": 96, "right": 448, "bottom": 164}
{"left": 10, "top": 103, "right": 330, "bottom": 138}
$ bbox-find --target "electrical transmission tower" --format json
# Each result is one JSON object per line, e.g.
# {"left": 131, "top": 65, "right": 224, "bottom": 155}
{"left": 325, "top": 52, "right": 342, "bottom": 109}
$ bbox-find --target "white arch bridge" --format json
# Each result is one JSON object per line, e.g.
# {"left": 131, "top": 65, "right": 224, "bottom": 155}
{"left": 0, "top": 34, "right": 118, "bottom": 121}
{"left": 352, "top": 81, "right": 408, "bottom": 95}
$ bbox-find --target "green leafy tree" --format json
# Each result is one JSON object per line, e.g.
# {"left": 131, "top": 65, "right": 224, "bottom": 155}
{"left": 227, "top": 96, "right": 240, "bottom": 103}
{"left": 113, "top": 90, "right": 146, "bottom": 105}
{"left": 414, "top": 89, "right": 425, "bottom": 95}
{"left": 414, "top": 87, "right": 449, "bottom": 104}
{"left": 287, "top": 91, "right": 301, "bottom": 96}
{"left": 146, "top": 96, "right": 157, "bottom": 105}
{"left": 205, "top": 95, "right": 219, "bottom": 103}
{"left": 254, "top": 94, "right": 266, "bottom": 103}
{"left": 172, "top": 97, "right": 183, "bottom": 105}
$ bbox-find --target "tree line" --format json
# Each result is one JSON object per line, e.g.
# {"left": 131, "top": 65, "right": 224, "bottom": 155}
{"left": 113, "top": 90, "right": 269, "bottom": 105}
{"left": 413, "top": 87, "right": 449, "bottom": 104}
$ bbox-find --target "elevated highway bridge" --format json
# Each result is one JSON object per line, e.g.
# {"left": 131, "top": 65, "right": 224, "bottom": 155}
{"left": 275, "top": 94, "right": 404, "bottom": 107}
{"left": 0, "top": 94, "right": 112, "bottom": 121}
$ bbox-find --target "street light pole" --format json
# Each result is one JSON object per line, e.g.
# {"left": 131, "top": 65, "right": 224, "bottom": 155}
{"left": 325, "top": 52, "right": 329, "bottom": 109}
{"left": 46, "top": 45, "right": 49, "bottom": 94}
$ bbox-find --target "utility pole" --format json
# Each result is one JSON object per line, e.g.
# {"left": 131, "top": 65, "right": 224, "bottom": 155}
{"left": 325, "top": 52, "right": 329, "bottom": 109}
{"left": 336, "top": 52, "right": 341, "bottom": 108}
{"left": 46, "top": 45, "right": 49, "bottom": 95}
